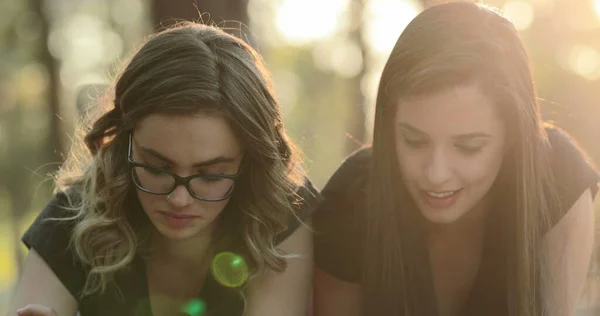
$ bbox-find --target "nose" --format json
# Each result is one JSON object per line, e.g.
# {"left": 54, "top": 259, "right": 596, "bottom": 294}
{"left": 424, "top": 148, "right": 453, "bottom": 187}
{"left": 167, "top": 184, "right": 194, "bottom": 208}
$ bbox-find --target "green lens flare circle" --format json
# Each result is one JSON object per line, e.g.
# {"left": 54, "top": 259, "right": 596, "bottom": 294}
{"left": 210, "top": 252, "right": 249, "bottom": 288}
{"left": 181, "top": 299, "right": 206, "bottom": 316}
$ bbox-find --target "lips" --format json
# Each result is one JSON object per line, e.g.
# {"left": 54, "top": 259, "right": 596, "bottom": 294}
{"left": 420, "top": 189, "right": 462, "bottom": 209}
{"left": 425, "top": 190, "right": 457, "bottom": 198}
{"left": 158, "top": 211, "right": 200, "bottom": 229}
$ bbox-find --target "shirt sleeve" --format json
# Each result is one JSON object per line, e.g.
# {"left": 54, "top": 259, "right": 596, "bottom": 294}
{"left": 547, "top": 126, "right": 600, "bottom": 226}
{"left": 21, "top": 190, "right": 87, "bottom": 301}
{"left": 313, "top": 148, "right": 371, "bottom": 283}
{"left": 275, "top": 177, "right": 323, "bottom": 244}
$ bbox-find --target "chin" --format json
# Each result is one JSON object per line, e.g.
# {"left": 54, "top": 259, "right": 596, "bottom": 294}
{"left": 158, "top": 228, "right": 199, "bottom": 240}
{"left": 152, "top": 219, "right": 210, "bottom": 241}
{"left": 419, "top": 204, "right": 468, "bottom": 225}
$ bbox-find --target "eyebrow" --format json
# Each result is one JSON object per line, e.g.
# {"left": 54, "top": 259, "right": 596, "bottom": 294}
{"left": 398, "top": 122, "right": 491, "bottom": 140}
{"left": 139, "top": 146, "right": 237, "bottom": 168}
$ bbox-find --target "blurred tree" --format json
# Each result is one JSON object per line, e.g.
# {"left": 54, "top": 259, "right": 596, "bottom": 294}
{"left": 6, "top": 0, "right": 65, "bottom": 275}
{"left": 0, "top": 0, "right": 57, "bottom": 277}
{"left": 346, "top": 0, "right": 368, "bottom": 154}
{"left": 150, "top": 0, "right": 254, "bottom": 44}
{"left": 29, "top": 0, "right": 63, "bottom": 164}
{"left": 1, "top": 107, "right": 45, "bottom": 274}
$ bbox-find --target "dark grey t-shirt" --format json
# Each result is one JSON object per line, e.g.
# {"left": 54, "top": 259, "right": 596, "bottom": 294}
{"left": 22, "top": 178, "right": 322, "bottom": 316}
{"left": 314, "top": 126, "right": 600, "bottom": 315}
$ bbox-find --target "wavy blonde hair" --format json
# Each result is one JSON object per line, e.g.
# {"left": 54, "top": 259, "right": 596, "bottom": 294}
{"left": 56, "top": 22, "right": 305, "bottom": 297}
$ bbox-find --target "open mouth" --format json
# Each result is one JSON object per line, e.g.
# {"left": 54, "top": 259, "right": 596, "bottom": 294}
{"left": 424, "top": 189, "right": 461, "bottom": 198}
{"left": 420, "top": 188, "right": 463, "bottom": 210}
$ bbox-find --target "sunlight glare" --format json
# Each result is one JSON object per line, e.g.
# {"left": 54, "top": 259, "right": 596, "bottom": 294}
{"left": 364, "top": 0, "right": 421, "bottom": 54}
{"left": 272, "top": 70, "right": 301, "bottom": 114}
{"left": 331, "top": 40, "right": 363, "bottom": 78}
{"left": 313, "top": 39, "right": 363, "bottom": 78}
{"left": 275, "top": 0, "right": 349, "bottom": 45}
{"left": 568, "top": 45, "right": 600, "bottom": 80}
{"left": 0, "top": 223, "right": 16, "bottom": 291}
{"left": 502, "top": 1, "right": 535, "bottom": 30}
{"left": 529, "top": 0, "right": 554, "bottom": 15}
{"left": 14, "top": 63, "right": 49, "bottom": 103}
{"left": 48, "top": 14, "right": 123, "bottom": 68}
{"left": 594, "top": 0, "right": 600, "bottom": 20}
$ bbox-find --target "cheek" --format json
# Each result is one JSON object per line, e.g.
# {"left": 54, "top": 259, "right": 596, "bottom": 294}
{"left": 201, "top": 199, "right": 229, "bottom": 218}
{"left": 136, "top": 191, "right": 163, "bottom": 212}
{"left": 396, "top": 152, "right": 423, "bottom": 182}
{"left": 460, "top": 150, "right": 504, "bottom": 186}
{"left": 395, "top": 142, "right": 420, "bottom": 180}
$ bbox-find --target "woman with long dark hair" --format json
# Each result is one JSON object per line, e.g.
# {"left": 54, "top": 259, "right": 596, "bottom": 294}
{"left": 313, "top": 2, "right": 599, "bottom": 315}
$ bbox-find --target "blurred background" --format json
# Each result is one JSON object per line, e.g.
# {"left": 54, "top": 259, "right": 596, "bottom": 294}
{"left": 0, "top": 0, "right": 598, "bottom": 314}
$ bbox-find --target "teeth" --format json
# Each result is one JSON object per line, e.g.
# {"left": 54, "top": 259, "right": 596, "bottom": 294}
{"left": 426, "top": 191, "right": 456, "bottom": 198}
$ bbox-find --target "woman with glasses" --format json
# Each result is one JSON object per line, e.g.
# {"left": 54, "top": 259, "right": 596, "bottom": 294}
{"left": 10, "top": 22, "right": 320, "bottom": 316}
{"left": 313, "top": 2, "right": 599, "bottom": 316}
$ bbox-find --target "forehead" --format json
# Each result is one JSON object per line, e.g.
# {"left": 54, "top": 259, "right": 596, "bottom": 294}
{"left": 396, "top": 84, "right": 504, "bottom": 135}
{"left": 134, "top": 112, "right": 242, "bottom": 160}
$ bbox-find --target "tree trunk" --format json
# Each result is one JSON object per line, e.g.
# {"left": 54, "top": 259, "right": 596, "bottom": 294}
{"left": 150, "top": 0, "right": 252, "bottom": 45}
{"left": 345, "top": 0, "right": 367, "bottom": 154}
{"left": 29, "top": 0, "right": 63, "bottom": 164}
{"left": 12, "top": 0, "right": 63, "bottom": 273}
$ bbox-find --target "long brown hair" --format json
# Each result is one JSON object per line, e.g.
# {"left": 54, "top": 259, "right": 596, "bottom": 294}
{"left": 57, "top": 22, "right": 305, "bottom": 297}
{"left": 364, "top": 2, "right": 557, "bottom": 315}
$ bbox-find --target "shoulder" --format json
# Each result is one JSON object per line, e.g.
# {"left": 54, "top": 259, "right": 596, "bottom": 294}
{"left": 295, "top": 176, "right": 323, "bottom": 213}
{"left": 334, "top": 146, "right": 372, "bottom": 175}
{"left": 22, "top": 189, "right": 81, "bottom": 244}
{"left": 274, "top": 177, "right": 323, "bottom": 244}
{"left": 323, "top": 146, "right": 372, "bottom": 195}
{"left": 312, "top": 147, "right": 372, "bottom": 282}
{"left": 21, "top": 188, "right": 88, "bottom": 301}
{"left": 544, "top": 124, "right": 599, "bottom": 223}
{"left": 314, "top": 147, "right": 371, "bottom": 234}
{"left": 546, "top": 125, "right": 596, "bottom": 167}
{"left": 545, "top": 125, "right": 599, "bottom": 196}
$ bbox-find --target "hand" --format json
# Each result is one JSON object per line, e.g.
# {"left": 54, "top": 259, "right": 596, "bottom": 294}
{"left": 16, "top": 304, "right": 58, "bottom": 316}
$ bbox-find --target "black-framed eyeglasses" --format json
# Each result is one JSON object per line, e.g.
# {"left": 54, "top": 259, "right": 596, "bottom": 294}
{"left": 127, "top": 133, "right": 241, "bottom": 202}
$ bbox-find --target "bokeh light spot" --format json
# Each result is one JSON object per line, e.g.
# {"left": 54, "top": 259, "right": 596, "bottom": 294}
{"left": 211, "top": 252, "right": 249, "bottom": 288}
{"left": 502, "top": 1, "right": 535, "bottom": 30}
{"left": 568, "top": 45, "right": 600, "bottom": 80}
{"left": 313, "top": 38, "right": 364, "bottom": 78}
{"left": 365, "top": 0, "right": 420, "bottom": 54}
{"left": 594, "top": 0, "right": 600, "bottom": 20}
{"left": 181, "top": 299, "right": 206, "bottom": 316}
{"left": 275, "top": 0, "right": 349, "bottom": 45}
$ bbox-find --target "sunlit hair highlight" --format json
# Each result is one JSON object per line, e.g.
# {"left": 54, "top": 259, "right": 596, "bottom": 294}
{"left": 55, "top": 22, "right": 305, "bottom": 299}
{"left": 365, "top": 2, "right": 558, "bottom": 315}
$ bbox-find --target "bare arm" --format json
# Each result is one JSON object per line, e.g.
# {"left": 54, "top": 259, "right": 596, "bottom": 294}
{"left": 7, "top": 249, "right": 78, "bottom": 316}
{"left": 243, "top": 225, "right": 313, "bottom": 316}
{"left": 313, "top": 265, "right": 362, "bottom": 316}
{"left": 542, "top": 189, "right": 595, "bottom": 316}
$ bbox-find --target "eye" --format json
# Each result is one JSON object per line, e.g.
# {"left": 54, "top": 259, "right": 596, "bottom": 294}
{"left": 403, "top": 137, "right": 428, "bottom": 148}
{"left": 144, "top": 166, "right": 167, "bottom": 175}
{"left": 201, "top": 174, "right": 226, "bottom": 183}
{"left": 456, "top": 144, "right": 483, "bottom": 155}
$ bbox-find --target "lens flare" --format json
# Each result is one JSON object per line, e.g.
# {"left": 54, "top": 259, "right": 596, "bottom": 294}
{"left": 211, "top": 252, "right": 249, "bottom": 288}
{"left": 181, "top": 299, "right": 206, "bottom": 316}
